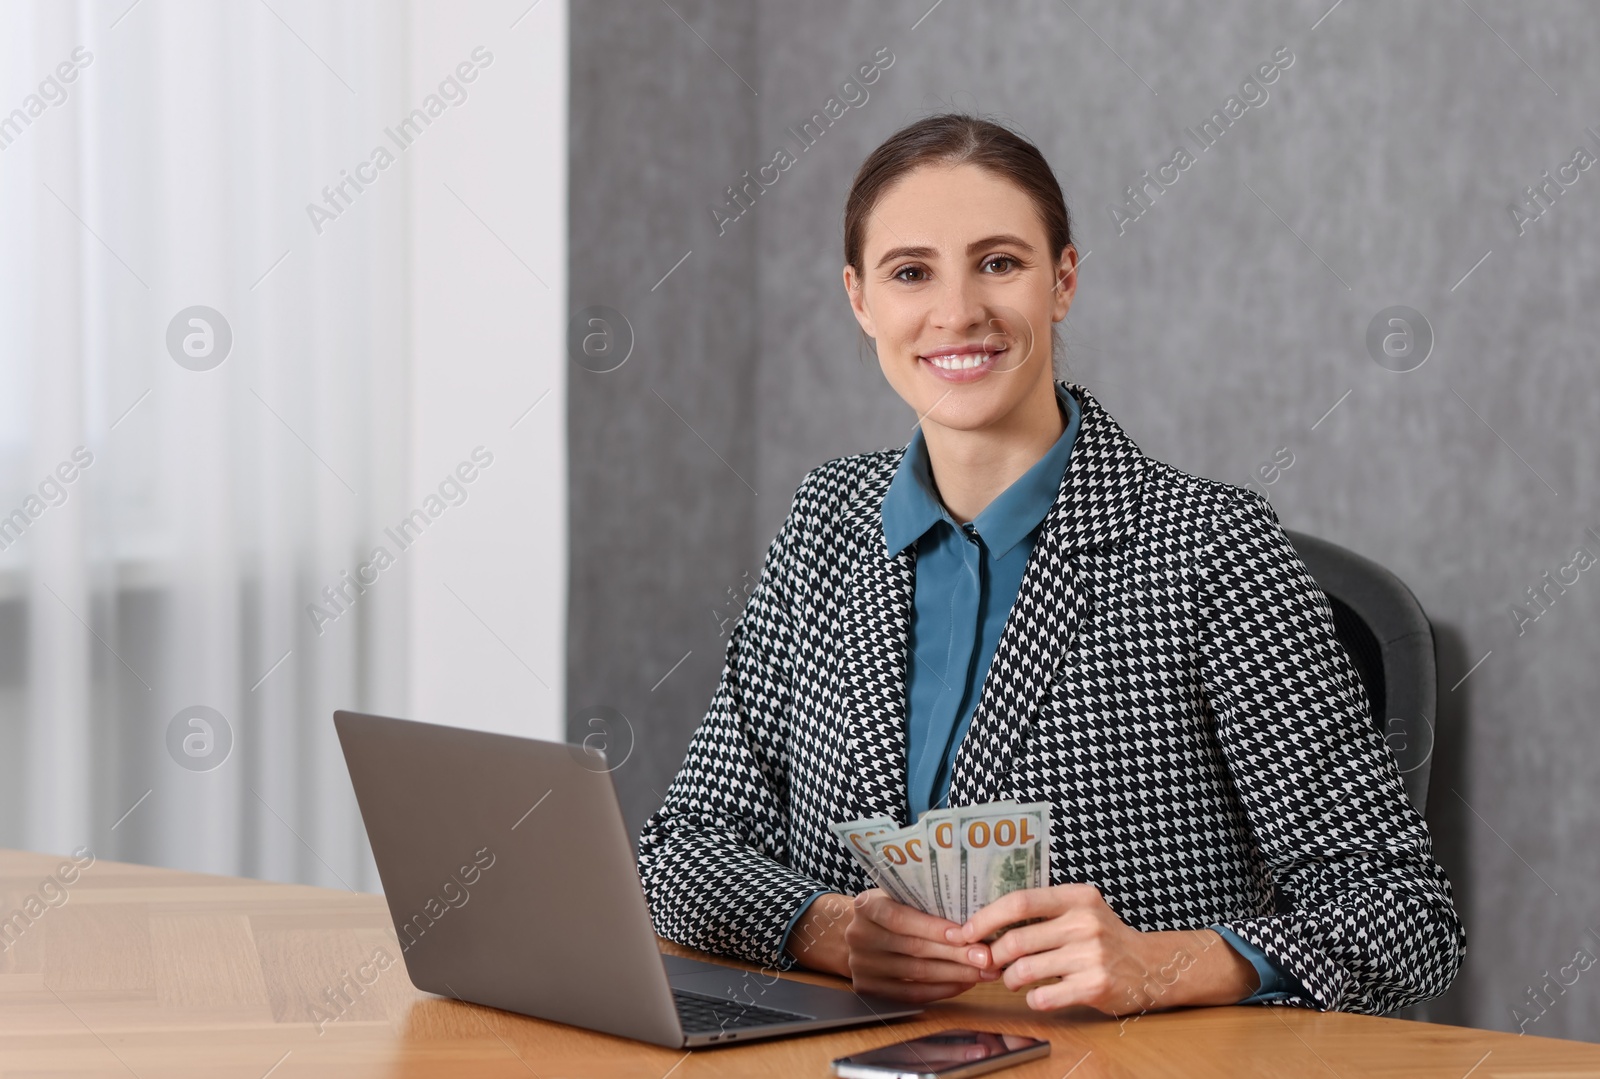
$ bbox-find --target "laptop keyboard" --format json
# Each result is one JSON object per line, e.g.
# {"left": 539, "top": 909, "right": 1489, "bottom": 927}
{"left": 671, "top": 987, "right": 813, "bottom": 1033}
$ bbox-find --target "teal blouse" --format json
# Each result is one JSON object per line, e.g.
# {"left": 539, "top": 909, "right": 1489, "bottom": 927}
{"left": 780, "top": 383, "right": 1293, "bottom": 1003}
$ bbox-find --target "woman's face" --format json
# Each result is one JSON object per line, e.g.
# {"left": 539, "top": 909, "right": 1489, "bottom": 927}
{"left": 844, "top": 162, "right": 1077, "bottom": 433}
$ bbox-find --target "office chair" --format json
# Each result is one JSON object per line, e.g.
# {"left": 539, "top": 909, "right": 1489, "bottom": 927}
{"left": 1283, "top": 529, "right": 1437, "bottom": 819}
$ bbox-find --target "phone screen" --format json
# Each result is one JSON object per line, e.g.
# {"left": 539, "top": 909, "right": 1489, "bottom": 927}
{"left": 835, "top": 1029, "right": 1048, "bottom": 1076}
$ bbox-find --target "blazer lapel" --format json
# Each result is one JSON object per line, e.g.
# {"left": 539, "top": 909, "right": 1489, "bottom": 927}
{"left": 947, "top": 381, "right": 1150, "bottom": 805}
{"left": 833, "top": 381, "right": 1149, "bottom": 821}
{"left": 835, "top": 456, "right": 916, "bottom": 824}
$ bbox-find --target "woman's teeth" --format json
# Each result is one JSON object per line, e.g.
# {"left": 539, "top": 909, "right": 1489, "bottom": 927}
{"left": 926, "top": 351, "right": 999, "bottom": 370}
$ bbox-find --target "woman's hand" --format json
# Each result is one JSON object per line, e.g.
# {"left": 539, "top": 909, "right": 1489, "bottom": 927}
{"left": 786, "top": 888, "right": 998, "bottom": 1002}
{"left": 847, "top": 889, "right": 1002, "bottom": 1002}
{"left": 946, "top": 884, "right": 1259, "bottom": 1014}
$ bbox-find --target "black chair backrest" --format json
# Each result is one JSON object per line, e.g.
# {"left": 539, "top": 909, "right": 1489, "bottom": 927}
{"left": 1283, "top": 529, "right": 1436, "bottom": 817}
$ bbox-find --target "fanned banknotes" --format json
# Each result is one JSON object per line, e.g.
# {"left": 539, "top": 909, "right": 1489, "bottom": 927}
{"left": 831, "top": 801, "right": 1051, "bottom": 925}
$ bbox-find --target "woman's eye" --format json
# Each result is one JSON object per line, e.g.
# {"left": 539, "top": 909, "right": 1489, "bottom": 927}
{"left": 893, "top": 265, "right": 926, "bottom": 283}
{"left": 982, "top": 256, "right": 1016, "bottom": 273}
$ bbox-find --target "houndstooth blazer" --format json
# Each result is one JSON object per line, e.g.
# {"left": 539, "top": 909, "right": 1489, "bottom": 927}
{"left": 637, "top": 380, "right": 1465, "bottom": 1014}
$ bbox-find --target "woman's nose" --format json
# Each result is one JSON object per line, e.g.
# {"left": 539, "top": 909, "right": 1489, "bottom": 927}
{"left": 928, "top": 276, "right": 986, "bottom": 331}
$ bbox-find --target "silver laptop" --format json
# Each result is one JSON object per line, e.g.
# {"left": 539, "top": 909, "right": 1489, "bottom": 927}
{"left": 333, "top": 710, "right": 923, "bottom": 1047}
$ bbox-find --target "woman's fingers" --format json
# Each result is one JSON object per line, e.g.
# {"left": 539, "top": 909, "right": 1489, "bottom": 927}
{"left": 850, "top": 909, "right": 988, "bottom": 966}
{"left": 856, "top": 889, "right": 963, "bottom": 943}
{"left": 987, "top": 910, "right": 1095, "bottom": 967}
{"left": 844, "top": 889, "right": 1000, "bottom": 996}
{"left": 849, "top": 947, "right": 992, "bottom": 984}
{"left": 1023, "top": 967, "right": 1123, "bottom": 1012}
{"left": 949, "top": 884, "right": 1096, "bottom": 945}
{"left": 998, "top": 938, "right": 1109, "bottom": 992}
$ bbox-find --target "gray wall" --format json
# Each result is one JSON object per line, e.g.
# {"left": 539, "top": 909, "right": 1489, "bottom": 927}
{"left": 570, "top": 0, "right": 1600, "bottom": 1040}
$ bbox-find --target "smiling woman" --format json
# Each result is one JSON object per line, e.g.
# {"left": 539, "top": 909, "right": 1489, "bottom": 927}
{"left": 840, "top": 120, "right": 1077, "bottom": 525}
{"left": 637, "top": 113, "right": 1465, "bottom": 1020}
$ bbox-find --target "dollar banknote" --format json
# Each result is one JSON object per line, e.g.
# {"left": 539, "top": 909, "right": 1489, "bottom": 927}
{"left": 956, "top": 802, "right": 1050, "bottom": 933}
{"left": 867, "top": 825, "right": 938, "bottom": 915}
{"left": 829, "top": 816, "right": 907, "bottom": 901}
{"left": 921, "top": 808, "right": 960, "bottom": 921}
{"left": 924, "top": 800, "right": 1028, "bottom": 919}
{"left": 830, "top": 800, "right": 1051, "bottom": 925}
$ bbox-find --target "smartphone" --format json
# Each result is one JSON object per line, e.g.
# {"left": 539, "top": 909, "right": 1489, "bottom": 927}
{"left": 831, "top": 1028, "right": 1050, "bottom": 1079}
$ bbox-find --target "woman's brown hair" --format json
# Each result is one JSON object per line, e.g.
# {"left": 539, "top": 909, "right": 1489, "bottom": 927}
{"left": 843, "top": 113, "right": 1075, "bottom": 374}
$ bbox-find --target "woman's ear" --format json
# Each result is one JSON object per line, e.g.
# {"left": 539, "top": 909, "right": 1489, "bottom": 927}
{"left": 843, "top": 264, "right": 876, "bottom": 339}
{"left": 1051, "top": 244, "right": 1079, "bottom": 323}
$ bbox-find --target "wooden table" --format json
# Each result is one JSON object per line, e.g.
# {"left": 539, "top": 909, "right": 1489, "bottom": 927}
{"left": 2, "top": 849, "right": 1597, "bottom": 1078}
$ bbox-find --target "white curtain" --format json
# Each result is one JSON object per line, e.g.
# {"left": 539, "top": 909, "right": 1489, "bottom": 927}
{"left": 0, "top": 0, "right": 416, "bottom": 891}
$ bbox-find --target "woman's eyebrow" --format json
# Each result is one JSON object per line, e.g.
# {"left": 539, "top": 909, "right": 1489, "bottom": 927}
{"left": 874, "top": 234, "right": 1037, "bottom": 269}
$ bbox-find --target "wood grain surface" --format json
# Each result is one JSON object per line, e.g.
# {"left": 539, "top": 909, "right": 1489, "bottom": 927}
{"left": 2, "top": 849, "right": 1595, "bottom": 1078}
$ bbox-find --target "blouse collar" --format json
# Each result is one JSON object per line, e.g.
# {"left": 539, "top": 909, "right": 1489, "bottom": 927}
{"left": 883, "top": 381, "right": 1082, "bottom": 560}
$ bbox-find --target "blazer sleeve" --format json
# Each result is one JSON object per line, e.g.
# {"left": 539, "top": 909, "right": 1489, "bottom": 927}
{"left": 636, "top": 476, "right": 832, "bottom": 971}
{"left": 1196, "top": 486, "right": 1466, "bottom": 1014}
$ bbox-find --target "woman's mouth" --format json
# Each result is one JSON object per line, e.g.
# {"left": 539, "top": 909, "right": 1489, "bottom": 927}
{"left": 918, "top": 344, "right": 1006, "bottom": 383}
